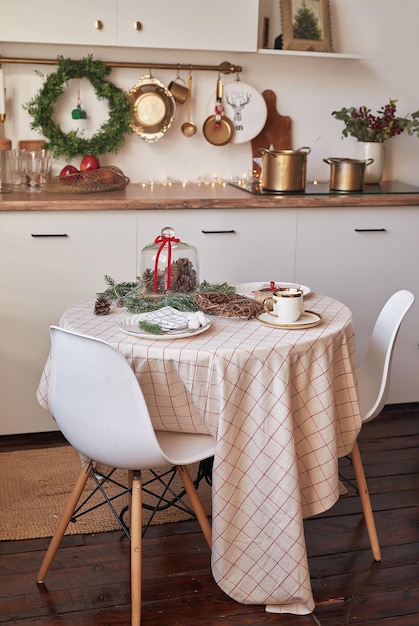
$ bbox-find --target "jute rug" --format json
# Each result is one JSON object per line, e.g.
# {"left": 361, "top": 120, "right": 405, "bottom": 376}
{"left": 0, "top": 445, "right": 212, "bottom": 541}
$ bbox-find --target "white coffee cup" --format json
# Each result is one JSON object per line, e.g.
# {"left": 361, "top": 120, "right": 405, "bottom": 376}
{"left": 263, "top": 288, "right": 304, "bottom": 323}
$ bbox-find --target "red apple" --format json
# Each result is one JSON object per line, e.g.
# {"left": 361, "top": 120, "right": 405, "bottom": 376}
{"left": 80, "top": 154, "right": 100, "bottom": 171}
{"left": 59, "top": 164, "right": 79, "bottom": 178}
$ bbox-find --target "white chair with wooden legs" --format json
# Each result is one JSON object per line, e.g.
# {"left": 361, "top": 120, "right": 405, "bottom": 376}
{"left": 350, "top": 289, "right": 414, "bottom": 562}
{"left": 37, "top": 326, "right": 215, "bottom": 626}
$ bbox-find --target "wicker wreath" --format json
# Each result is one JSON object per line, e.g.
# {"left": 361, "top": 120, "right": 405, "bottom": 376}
{"left": 194, "top": 292, "right": 262, "bottom": 319}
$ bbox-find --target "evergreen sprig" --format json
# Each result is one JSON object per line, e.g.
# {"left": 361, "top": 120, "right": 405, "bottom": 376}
{"left": 98, "top": 276, "right": 236, "bottom": 314}
{"left": 23, "top": 55, "right": 133, "bottom": 159}
{"left": 98, "top": 275, "right": 140, "bottom": 302}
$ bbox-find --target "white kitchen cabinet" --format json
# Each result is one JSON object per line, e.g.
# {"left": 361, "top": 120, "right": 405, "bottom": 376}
{"left": 3, "top": 202, "right": 418, "bottom": 436}
{"left": 0, "top": 0, "right": 117, "bottom": 46}
{"left": 117, "top": 0, "right": 259, "bottom": 52}
{"left": 136, "top": 207, "right": 297, "bottom": 285}
{"left": 0, "top": 211, "right": 137, "bottom": 435}
{"left": 294, "top": 206, "right": 419, "bottom": 404}
{"left": 0, "top": 0, "right": 259, "bottom": 52}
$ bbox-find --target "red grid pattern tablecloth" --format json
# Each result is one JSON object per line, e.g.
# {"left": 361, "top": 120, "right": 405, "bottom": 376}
{"left": 37, "top": 293, "right": 361, "bottom": 615}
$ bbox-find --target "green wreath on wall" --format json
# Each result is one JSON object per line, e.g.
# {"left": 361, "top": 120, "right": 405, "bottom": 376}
{"left": 24, "top": 55, "right": 133, "bottom": 160}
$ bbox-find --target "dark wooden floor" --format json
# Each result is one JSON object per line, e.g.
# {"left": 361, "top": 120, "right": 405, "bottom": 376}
{"left": 1, "top": 404, "right": 418, "bottom": 625}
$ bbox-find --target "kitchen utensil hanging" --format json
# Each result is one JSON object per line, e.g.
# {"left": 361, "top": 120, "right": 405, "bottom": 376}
{"left": 206, "top": 76, "right": 267, "bottom": 144}
{"left": 128, "top": 75, "right": 176, "bottom": 142}
{"left": 181, "top": 72, "right": 198, "bottom": 137}
{"left": 202, "top": 75, "right": 234, "bottom": 146}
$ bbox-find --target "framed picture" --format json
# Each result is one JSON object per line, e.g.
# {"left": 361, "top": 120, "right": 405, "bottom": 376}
{"left": 280, "top": 0, "right": 333, "bottom": 53}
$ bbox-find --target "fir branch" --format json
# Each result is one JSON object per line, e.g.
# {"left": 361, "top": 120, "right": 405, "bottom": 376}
{"left": 98, "top": 275, "right": 141, "bottom": 301}
{"left": 138, "top": 321, "right": 164, "bottom": 335}
{"left": 99, "top": 276, "right": 238, "bottom": 314}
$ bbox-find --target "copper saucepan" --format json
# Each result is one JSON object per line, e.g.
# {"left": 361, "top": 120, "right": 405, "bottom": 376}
{"left": 203, "top": 77, "right": 234, "bottom": 146}
{"left": 324, "top": 157, "right": 374, "bottom": 192}
{"left": 260, "top": 147, "right": 311, "bottom": 192}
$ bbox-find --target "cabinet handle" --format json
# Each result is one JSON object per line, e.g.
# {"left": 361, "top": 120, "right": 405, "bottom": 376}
{"left": 354, "top": 228, "right": 386, "bottom": 232}
{"left": 95, "top": 20, "right": 103, "bottom": 30}
{"left": 31, "top": 234, "right": 68, "bottom": 238}
{"left": 134, "top": 21, "right": 142, "bottom": 31}
{"left": 201, "top": 230, "right": 236, "bottom": 234}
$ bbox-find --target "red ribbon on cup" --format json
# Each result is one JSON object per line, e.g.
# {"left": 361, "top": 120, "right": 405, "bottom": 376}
{"left": 153, "top": 233, "right": 180, "bottom": 292}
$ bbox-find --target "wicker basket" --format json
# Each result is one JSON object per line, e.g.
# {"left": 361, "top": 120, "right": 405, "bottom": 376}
{"left": 45, "top": 166, "right": 130, "bottom": 194}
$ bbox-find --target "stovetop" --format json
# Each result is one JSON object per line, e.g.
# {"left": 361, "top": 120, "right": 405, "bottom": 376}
{"left": 229, "top": 180, "right": 419, "bottom": 196}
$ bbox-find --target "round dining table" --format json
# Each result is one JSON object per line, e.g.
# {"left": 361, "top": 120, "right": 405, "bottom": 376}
{"left": 37, "top": 290, "right": 362, "bottom": 615}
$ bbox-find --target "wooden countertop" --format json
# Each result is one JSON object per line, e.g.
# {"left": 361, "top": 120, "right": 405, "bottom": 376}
{"left": 1, "top": 181, "right": 419, "bottom": 211}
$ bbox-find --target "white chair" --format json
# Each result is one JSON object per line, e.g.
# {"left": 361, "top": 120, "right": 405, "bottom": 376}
{"left": 37, "top": 326, "right": 216, "bottom": 626}
{"left": 349, "top": 289, "right": 414, "bottom": 562}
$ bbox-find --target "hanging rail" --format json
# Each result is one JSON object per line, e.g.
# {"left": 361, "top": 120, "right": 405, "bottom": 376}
{"left": 0, "top": 57, "right": 242, "bottom": 74}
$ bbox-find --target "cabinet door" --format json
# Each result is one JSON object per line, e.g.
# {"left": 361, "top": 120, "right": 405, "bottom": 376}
{"left": 118, "top": 0, "right": 259, "bottom": 51}
{"left": 0, "top": 211, "right": 137, "bottom": 435}
{"left": 137, "top": 207, "right": 297, "bottom": 285}
{"left": 295, "top": 207, "right": 419, "bottom": 403}
{"left": 0, "top": 0, "right": 117, "bottom": 46}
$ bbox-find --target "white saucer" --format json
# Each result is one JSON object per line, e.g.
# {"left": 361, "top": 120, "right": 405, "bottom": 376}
{"left": 257, "top": 310, "right": 321, "bottom": 329}
{"left": 119, "top": 313, "right": 211, "bottom": 339}
{"left": 235, "top": 282, "right": 311, "bottom": 298}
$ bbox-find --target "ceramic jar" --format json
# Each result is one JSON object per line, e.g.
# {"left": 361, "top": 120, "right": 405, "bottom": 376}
{"left": 356, "top": 141, "right": 385, "bottom": 184}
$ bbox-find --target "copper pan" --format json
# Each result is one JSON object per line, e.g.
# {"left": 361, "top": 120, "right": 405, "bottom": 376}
{"left": 203, "top": 77, "right": 234, "bottom": 146}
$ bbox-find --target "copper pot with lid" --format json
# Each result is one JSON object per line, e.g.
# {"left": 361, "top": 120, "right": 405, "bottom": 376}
{"left": 324, "top": 157, "right": 374, "bottom": 192}
{"left": 260, "top": 147, "right": 311, "bottom": 192}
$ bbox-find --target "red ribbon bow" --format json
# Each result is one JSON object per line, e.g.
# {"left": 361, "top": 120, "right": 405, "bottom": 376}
{"left": 153, "top": 234, "right": 180, "bottom": 292}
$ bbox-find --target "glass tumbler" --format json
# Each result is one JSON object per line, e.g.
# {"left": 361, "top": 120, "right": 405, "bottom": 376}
{"left": 39, "top": 149, "right": 51, "bottom": 188}
{"left": 9, "top": 149, "right": 27, "bottom": 188}
{"left": 26, "top": 151, "right": 41, "bottom": 190}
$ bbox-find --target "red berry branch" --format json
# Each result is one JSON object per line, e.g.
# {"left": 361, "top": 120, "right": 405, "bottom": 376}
{"left": 332, "top": 99, "right": 419, "bottom": 143}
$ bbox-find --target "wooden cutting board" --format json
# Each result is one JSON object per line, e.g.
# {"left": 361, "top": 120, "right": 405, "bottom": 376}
{"left": 251, "top": 89, "right": 292, "bottom": 176}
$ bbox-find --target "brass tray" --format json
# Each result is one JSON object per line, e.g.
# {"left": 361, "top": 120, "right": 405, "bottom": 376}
{"left": 128, "top": 75, "right": 176, "bottom": 142}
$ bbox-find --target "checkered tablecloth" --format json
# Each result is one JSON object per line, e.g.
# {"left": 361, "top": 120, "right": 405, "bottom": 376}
{"left": 37, "top": 292, "right": 361, "bottom": 615}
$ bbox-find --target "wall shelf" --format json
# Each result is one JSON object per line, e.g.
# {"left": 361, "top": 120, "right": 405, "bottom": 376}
{"left": 257, "top": 49, "right": 368, "bottom": 60}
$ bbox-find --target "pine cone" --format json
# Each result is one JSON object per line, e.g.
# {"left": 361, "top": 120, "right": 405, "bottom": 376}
{"left": 142, "top": 268, "right": 154, "bottom": 291}
{"left": 94, "top": 295, "right": 111, "bottom": 315}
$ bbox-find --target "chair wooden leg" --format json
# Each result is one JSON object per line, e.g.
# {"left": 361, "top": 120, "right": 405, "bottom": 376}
{"left": 37, "top": 462, "right": 92, "bottom": 583}
{"left": 127, "top": 469, "right": 133, "bottom": 522}
{"left": 351, "top": 441, "right": 381, "bottom": 562}
{"left": 177, "top": 465, "right": 212, "bottom": 550}
{"left": 130, "top": 470, "right": 142, "bottom": 626}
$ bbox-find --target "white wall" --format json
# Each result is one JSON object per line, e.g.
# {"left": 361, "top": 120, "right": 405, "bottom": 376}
{"left": 1, "top": 0, "right": 418, "bottom": 186}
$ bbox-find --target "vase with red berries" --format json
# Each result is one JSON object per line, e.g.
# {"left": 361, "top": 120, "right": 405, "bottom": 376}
{"left": 332, "top": 99, "right": 419, "bottom": 184}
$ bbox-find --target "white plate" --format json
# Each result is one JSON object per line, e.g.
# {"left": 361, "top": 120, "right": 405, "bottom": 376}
{"left": 207, "top": 81, "right": 268, "bottom": 144}
{"left": 257, "top": 310, "right": 321, "bottom": 329}
{"left": 119, "top": 313, "right": 211, "bottom": 340}
{"left": 235, "top": 282, "right": 311, "bottom": 297}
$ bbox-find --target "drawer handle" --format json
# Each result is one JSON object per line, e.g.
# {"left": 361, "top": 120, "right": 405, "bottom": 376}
{"left": 354, "top": 228, "right": 386, "bottom": 232}
{"left": 201, "top": 230, "right": 236, "bottom": 234}
{"left": 95, "top": 20, "right": 103, "bottom": 30}
{"left": 31, "top": 234, "right": 69, "bottom": 238}
{"left": 134, "top": 21, "right": 142, "bottom": 31}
